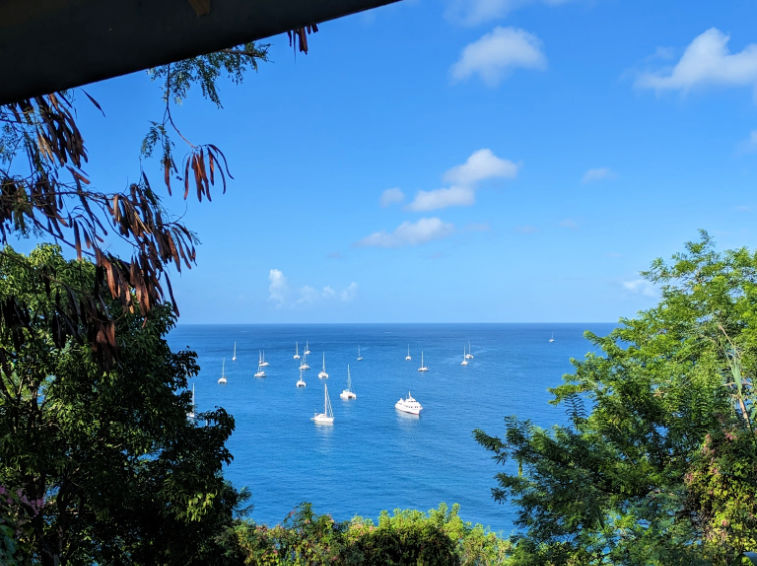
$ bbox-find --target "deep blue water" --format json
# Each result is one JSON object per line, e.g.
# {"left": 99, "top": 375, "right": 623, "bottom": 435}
{"left": 167, "top": 323, "right": 614, "bottom": 536}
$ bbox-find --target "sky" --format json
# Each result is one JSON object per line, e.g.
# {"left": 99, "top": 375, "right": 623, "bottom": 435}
{"left": 31, "top": 0, "right": 757, "bottom": 323}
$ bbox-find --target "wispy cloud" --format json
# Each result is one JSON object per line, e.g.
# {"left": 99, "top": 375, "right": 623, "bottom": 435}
{"left": 406, "top": 186, "right": 475, "bottom": 211}
{"left": 622, "top": 279, "right": 656, "bottom": 298}
{"left": 341, "top": 282, "right": 358, "bottom": 301}
{"left": 636, "top": 28, "right": 757, "bottom": 94}
{"left": 406, "top": 148, "right": 518, "bottom": 211}
{"left": 451, "top": 27, "right": 546, "bottom": 87}
{"left": 464, "top": 222, "right": 491, "bottom": 232}
{"left": 738, "top": 130, "right": 757, "bottom": 154}
{"left": 446, "top": 0, "right": 572, "bottom": 26}
{"left": 268, "top": 269, "right": 357, "bottom": 308}
{"left": 515, "top": 225, "right": 538, "bottom": 234}
{"left": 582, "top": 167, "right": 617, "bottom": 183}
{"left": 357, "top": 217, "right": 455, "bottom": 248}
{"left": 380, "top": 187, "right": 405, "bottom": 207}
{"left": 268, "top": 269, "right": 288, "bottom": 306}
{"left": 559, "top": 218, "right": 578, "bottom": 230}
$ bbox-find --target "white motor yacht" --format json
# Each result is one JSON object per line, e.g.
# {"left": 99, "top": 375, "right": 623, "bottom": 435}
{"left": 395, "top": 391, "right": 423, "bottom": 415}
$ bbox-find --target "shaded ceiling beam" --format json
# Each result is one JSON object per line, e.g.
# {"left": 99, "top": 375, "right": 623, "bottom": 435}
{"left": 0, "top": 0, "right": 400, "bottom": 105}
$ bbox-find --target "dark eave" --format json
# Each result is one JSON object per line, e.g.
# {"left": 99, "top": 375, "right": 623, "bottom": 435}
{"left": 0, "top": 0, "right": 399, "bottom": 105}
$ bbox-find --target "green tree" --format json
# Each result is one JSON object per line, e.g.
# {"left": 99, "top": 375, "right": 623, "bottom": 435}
{"left": 475, "top": 232, "right": 757, "bottom": 565}
{"left": 0, "top": 244, "right": 243, "bottom": 565}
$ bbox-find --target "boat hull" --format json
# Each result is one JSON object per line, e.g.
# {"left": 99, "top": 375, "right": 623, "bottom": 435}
{"left": 312, "top": 413, "right": 333, "bottom": 425}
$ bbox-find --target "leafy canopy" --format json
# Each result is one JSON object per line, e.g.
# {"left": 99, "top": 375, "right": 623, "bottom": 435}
{"left": 0, "top": 245, "right": 242, "bottom": 565}
{"left": 476, "top": 232, "right": 757, "bottom": 565}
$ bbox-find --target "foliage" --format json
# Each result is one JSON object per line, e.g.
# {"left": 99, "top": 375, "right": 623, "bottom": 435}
{"left": 226, "top": 502, "right": 510, "bottom": 565}
{"left": 0, "top": 245, "right": 242, "bottom": 565}
{"left": 0, "top": 44, "right": 268, "bottom": 362}
{"left": 475, "top": 232, "right": 757, "bottom": 565}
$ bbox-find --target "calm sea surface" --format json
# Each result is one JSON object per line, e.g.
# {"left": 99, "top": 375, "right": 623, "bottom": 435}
{"left": 167, "top": 323, "right": 615, "bottom": 535}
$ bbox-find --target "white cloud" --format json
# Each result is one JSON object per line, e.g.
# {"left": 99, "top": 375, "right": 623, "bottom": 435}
{"left": 406, "top": 186, "right": 475, "bottom": 211}
{"left": 322, "top": 285, "right": 336, "bottom": 299}
{"left": 268, "top": 269, "right": 288, "bottom": 305}
{"left": 582, "top": 167, "right": 617, "bottom": 183}
{"left": 444, "top": 148, "right": 519, "bottom": 186}
{"left": 380, "top": 187, "right": 405, "bottom": 207}
{"left": 341, "top": 282, "right": 358, "bottom": 302}
{"left": 622, "top": 279, "right": 656, "bottom": 298}
{"left": 404, "top": 148, "right": 518, "bottom": 211}
{"left": 357, "top": 217, "right": 455, "bottom": 247}
{"left": 451, "top": 27, "right": 546, "bottom": 87}
{"left": 446, "top": 0, "right": 571, "bottom": 26}
{"left": 268, "top": 269, "right": 357, "bottom": 308}
{"left": 559, "top": 218, "right": 578, "bottom": 229}
{"left": 636, "top": 28, "right": 757, "bottom": 93}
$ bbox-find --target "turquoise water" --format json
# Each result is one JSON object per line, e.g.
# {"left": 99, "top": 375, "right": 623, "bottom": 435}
{"left": 167, "top": 323, "right": 614, "bottom": 535}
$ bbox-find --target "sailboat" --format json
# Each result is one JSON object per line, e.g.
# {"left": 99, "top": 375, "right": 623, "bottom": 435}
{"left": 293, "top": 342, "right": 301, "bottom": 360}
{"left": 312, "top": 383, "right": 334, "bottom": 424}
{"left": 465, "top": 341, "right": 474, "bottom": 360}
{"left": 340, "top": 364, "right": 356, "bottom": 400}
{"left": 232, "top": 341, "right": 237, "bottom": 362}
{"left": 549, "top": 332, "right": 555, "bottom": 343}
{"left": 296, "top": 367, "right": 306, "bottom": 388}
{"left": 405, "top": 345, "right": 412, "bottom": 361}
{"left": 304, "top": 341, "right": 311, "bottom": 356}
{"left": 299, "top": 353, "right": 310, "bottom": 371}
{"left": 187, "top": 384, "right": 196, "bottom": 420}
{"left": 460, "top": 347, "right": 469, "bottom": 366}
{"left": 218, "top": 358, "right": 228, "bottom": 384}
{"left": 318, "top": 352, "right": 329, "bottom": 379}
{"left": 356, "top": 345, "right": 364, "bottom": 361}
{"left": 417, "top": 351, "right": 428, "bottom": 372}
{"left": 254, "top": 360, "right": 266, "bottom": 378}
{"left": 259, "top": 350, "right": 269, "bottom": 367}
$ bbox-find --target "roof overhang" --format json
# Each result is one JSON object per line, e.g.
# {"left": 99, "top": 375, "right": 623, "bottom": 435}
{"left": 0, "top": 0, "right": 400, "bottom": 105}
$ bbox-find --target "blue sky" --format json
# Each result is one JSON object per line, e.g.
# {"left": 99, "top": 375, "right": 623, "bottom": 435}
{"left": 51, "top": 0, "right": 757, "bottom": 323}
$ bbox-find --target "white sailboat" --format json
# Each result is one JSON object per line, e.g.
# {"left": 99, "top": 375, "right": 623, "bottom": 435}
{"left": 259, "top": 350, "right": 269, "bottom": 367}
{"left": 465, "top": 341, "right": 474, "bottom": 360}
{"left": 405, "top": 345, "right": 412, "bottom": 361}
{"left": 254, "top": 361, "right": 266, "bottom": 378}
{"left": 548, "top": 332, "right": 555, "bottom": 343}
{"left": 318, "top": 352, "right": 329, "bottom": 379}
{"left": 299, "top": 353, "right": 310, "bottom": 371}
{"left": 218, "top": 358, "right": 228, "bottom": 384}
{"left": 304, "top": 341, "right": 311, "bottom": 356}
{"left": 293, "top": 342, "right": 301, "bottom": 360}
{"left": 187, "top": 384, "right": 196, "bottom": 420}
{"left": 340, "top": 364, "right": 356, "bottom": 400}
{"left": 395, "top": 391, "right": 423, "bottom": 415}
{"left": 417, "top": 351, "right": 428, "bottom": 372}
{"left": 296, "top": 367, "right": 306, "bottom": 388}
{"left": 312, "top": 383, "right": 334, "bottom": 424}
{"left": 356, "top": 345, "right": 363, "bottom": 361}
{"left": 460, "top": 347, "right": 469, "bottom": 366}
{"left": 232, "top": 341, "right": 237, "bottom": 362}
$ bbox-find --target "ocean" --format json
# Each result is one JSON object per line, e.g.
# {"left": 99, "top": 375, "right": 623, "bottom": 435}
{"left": 167, "top": 322, "right": 615, "bottom": 536}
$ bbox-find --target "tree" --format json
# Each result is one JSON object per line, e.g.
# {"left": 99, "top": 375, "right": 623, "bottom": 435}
{"left": 0, "top": 245, "right": 242, "bottom": 565}
{"left": 0, "top": 43, "right": 268, "bottom": 363}
{"left": 475, "top": 232, "right": 757, "bottom": 565}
